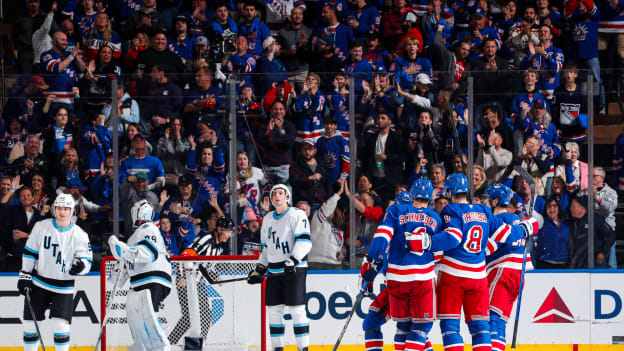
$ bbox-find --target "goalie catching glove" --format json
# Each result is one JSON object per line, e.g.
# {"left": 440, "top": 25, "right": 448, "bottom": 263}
{"left": 519, "top": 217, "right": 539, "bottom": 238}
{"left": 360, "top": 257, "right": 381, "bottom": 282}
{"left": 17, "top": 271, "right": 33, "bottom": 295}
{"left": 108, "top": 235, "right": 138, "bottom": 262}
{"left": 405, "top": 229, "right": 431, "bottom": 252}
{"left": 247, "top": 264, "right": 267, "bottom": 284}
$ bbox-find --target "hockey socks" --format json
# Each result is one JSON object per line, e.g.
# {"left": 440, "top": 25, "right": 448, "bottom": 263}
{"left": 440, "top": 319, "right": 463, "bottom": 351}
{"left": 23, "top": 320, "right": 40, "bottom": 351}
{"left": 268, "top": 305, "right": 286, "bottom": 348}
{"left": 405, "top": 322, "right": 433, "bottom": 351}
{"left": 290, "top": 305, "right": 309, "bottom": 349}
{"left": 363, "top": 310, "right": 386, "bottom": 351}
{"left": 52, "top": 317, "right": 71, "bottom": 351}
{"left": 468, "top": 320, "right": 492, "bottom": 351}
{"left": 489, "top": 312, "right": 507, "bottom": 351}
{"left": 394, "top": 321, "right": 410, "bottom": 351}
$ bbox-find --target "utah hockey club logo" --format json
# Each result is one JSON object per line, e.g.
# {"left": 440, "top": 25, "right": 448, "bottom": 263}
{"left": 533, "top": 287, "right": 575, "bottom": 323}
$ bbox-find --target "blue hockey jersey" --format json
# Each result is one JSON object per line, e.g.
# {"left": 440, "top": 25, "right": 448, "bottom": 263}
{"left": 368, "top": 204, "right": 442, "bottom": 282}
{"left": 435, "top": 203, "right": 527, "bottom": 279}
{"left": 40, "top": 49, "right": 78, "bottom": 104}
{"left": 485, "top": 212, "right": 533, "bottom": 272}
{"left": 312, "top": 24, "right": 355, "bottom": 62}
{"left": 316, "top": 133, "right": 350, "bottom": 183}
{"left": 293, "top": 92, "right": 326, "bottom": 142}
{"left": 238, "top": 18, "right": 272, "bottom": 56}
{"left": 389, "top": 55, "right": 433, "bottom": 91}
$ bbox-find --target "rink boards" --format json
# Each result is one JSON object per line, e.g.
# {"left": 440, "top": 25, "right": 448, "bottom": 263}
{"left": 0, "top": 270, "right": 624, "bottom": 349}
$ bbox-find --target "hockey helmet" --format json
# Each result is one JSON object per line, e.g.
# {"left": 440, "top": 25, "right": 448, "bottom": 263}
{"left": 394, "top": 191, "right": 412, "bottom": 205}
{"left": 270, "top": 184, "right": 291, "bottom": 207}
{"left": 411, "top": 178, "right": 434, "bottom": 200}
{"left": 52, "top": 194, "right": 76, "bottom": 215}
{"left": 485, "top": 184, "right": 513, "bottom": 206}
{"left": 131, "top": 199, "right": 154, "bottom": 224}
{"left": 445, "top": 173, "right": 469, "bottom": 196}
{"left": 216, "top": 216, "right": 236, "bottom": 231}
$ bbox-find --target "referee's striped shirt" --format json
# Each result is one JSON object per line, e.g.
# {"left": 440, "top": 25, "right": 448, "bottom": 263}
{"left": 189, "top": 232, "right": 223, "bottom": 256}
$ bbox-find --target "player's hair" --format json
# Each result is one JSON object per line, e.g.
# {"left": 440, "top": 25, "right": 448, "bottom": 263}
{"left": 413, "top": 198, "right": 430, "bottom": 205}
{"left": 452, "top": 192, "right": 469, "bottom": 202}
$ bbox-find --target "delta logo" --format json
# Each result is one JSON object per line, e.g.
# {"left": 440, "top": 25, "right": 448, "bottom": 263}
{"left": 532, "top": 287, "right": 575, "bottom": 323}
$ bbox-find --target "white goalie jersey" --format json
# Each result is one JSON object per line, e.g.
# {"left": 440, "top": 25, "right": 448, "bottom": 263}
{"left": 125, "top": 222, "right": 173, "bottom": 290}
{"left": 22, "top": 219, "right": 92, "bottom": 294}
{"left": 259, "top": 207, "right": 312, "bottom": 273}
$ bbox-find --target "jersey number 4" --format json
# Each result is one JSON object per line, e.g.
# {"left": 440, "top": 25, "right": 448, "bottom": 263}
{"left": 463, "top": 226, "right": 483, "bottom": 253}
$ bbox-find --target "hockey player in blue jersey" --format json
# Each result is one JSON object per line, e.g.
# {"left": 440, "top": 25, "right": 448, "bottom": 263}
{"left": 484, "top": 184, "right": 533, "bottom": 351}
{"left": 410, "top": 174, "right": 538, "bottom": 351}
{"left": 362, "top": 181, "right": 442, "bottom": 351}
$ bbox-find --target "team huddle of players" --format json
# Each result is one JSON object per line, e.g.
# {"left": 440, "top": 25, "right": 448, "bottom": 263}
{"left": 360, "top": 173, "right": 539, "bottom": 351}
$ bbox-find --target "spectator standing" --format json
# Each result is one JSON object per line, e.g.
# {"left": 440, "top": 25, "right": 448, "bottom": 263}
{"left": 345, "top": 0, "right": 381, "bottom": 39}
{"left": 519, "top": 24, "right": 564, "bottom": 99}
{"left": 254, "top": 36, "right": 288, "bottom": 99}
{"left": 555, "top": 142, "right": 588, "bottom": 192}
{"left": 278, "top": 7, "right": 313, "bottom": 90}
{"left": 156, "top": 117, "right": 190, "bottom": 179}
{"left": 476, "top": 130, "right": 513, "bottom": 185}
{"left": 534, "top": 197, "right": 569, "bottom": 268}
{"left": 255, "top": 102, "right": 296, "bottom": 185}
{"left": 11, "top": 0, "right": 60, "bottom": 74}
{"left": 238, "top": 0, "right": 272, "bottom": 56}
{"left": 120, "top": 133, "right": 166, "bottom": 191}
{"left": 308, "top": 33, "right": 343, "bottom": 92}
{"left": 183, "top": 68, "right": 224, "bottom": 136}
{"left": 166, "top": 15, "right": 196, "bottom": 62}
{"left": 293, "top": 73, "right": 326, "bottom": 142}
{"left": 592, "top": 167, "right": 618, "bottom": 268}
{"left": 73, "top": 0, "right": 100, "bottom": 40}
{"left": 146, "top": 64, "right": 184, "bottom": 140}
{"left": 454, "top": 8, "right": 502, "bottom": 63}
{"left": 316, "top": 115, "right": 350, "bottom": 183}
{"left": 3, "top": 186, "right": 44, "bottom": 271}
{"left": 289, "top": 139, "right": 332, "bottom": 207}
{"left": 80, "top": 112, "right": 111, "bottom": 180}
{"left": 224, "top": 36, "right": 257, "bottom": 91}
{"left": 185, "top": 137, "right": 226, "bottom": 212}
{"left": 123, "top": 0, "right": 167, "bottom": 38}
{"left": 568, "top": 195, "right": 615, "bottom": 268}
{"left": 304, "top": 179, "right": 346, "bottom": 270}
{"left": 506, "top": 5, "right": 541, "bottom": 67}
{"left": 481, "top": 105, "right": 514, "bottom": 152}
{"left": 312, "top": 4, "right": 355, "bottom": 62}
{"left": 133, "top": 32, "right": 185, "bottom": 81}
{"left": 552, "top": 64, "right": 587, "bottom": 145}
{"left": 344, "top": 41, "right": 373, "bottom": 95}
{"left": 390, "top": 37, "right": 433, "bottom": 91}
{"left": 81, "top": 45, "right": 122, "bottom": 114}
{"left": 471, "top": 38, "right": 511, "bottom": 115}
{"left": 363, "top": 111, "right": 405, "bottom": 202}
{"left": 121, "top": 172, "right": 160, "bottom": 235}
{"left": 206, "top": 2, "right": 238, "bottom": 43}
{"left": 82, "top": 13, "right": 122, "bottom": 62}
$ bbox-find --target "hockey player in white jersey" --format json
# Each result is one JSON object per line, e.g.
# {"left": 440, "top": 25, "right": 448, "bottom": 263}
{"left": 108, "top": 199, "right": 173, "bottom": 351}
{"left": 18, "top": 194, "right": 92, "bottom": 351}
{"left": 247, "top": 184, "right": 312, "bottom": 351}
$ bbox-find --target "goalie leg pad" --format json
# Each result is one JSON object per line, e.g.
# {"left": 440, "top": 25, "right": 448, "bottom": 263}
{"left": 440, "top": 319, "right": 463, "bottom": 351}
{"left": 289, "top": 304, "right": 309, "bottom": 349}
{"left": 467, "top": 320, "right": 491, "bottom": 351}
{"left": 405, "top": 322, "right": 433, "bottom": 351}
{"left": 22, "top": 320, "right": 40, "bottom": 351}
{"left": 52, "top": 317, "right": 71, "bottom": 351}
{"left": 127, "top": 289, "right": 170, "bottom": 351}
{"left": 489, "top": 312, "right": 507, "bottom": 351}
{"left": 394, "top": 321, "right": 410, "bottom": 351}
{"left": 268, "top": 304, "right": 285, "bottom": 348}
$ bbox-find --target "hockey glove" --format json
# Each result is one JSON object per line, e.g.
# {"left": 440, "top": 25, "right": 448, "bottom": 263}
{"left": 519, "top": 217, "right": 539, "bottom": 238}
{"left": 284, "top": 256, "right": 299, "bottom": 274}
{"left": 360, "top": 257, "right": 381, "bottom": 282}
{"left": 405, "top": 229, "right": 431, "bottom": 252}
{"left": 247, "top": 264, "right": 268, "bottom": 285}
{"left": 108, "top": 235, "right": 138, "bottom": 262}
{"left": 17, "top": 271, "right": 33, "bottom": 296}
{"left": 69, "top": 258, "right": 86, "bottom": 275}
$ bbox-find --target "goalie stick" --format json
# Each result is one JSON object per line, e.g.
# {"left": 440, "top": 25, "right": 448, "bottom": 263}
{"left": 332, "top": 282, "right": 369, "bottom": 351}
{"left": 198, "top": 264, "right": 286, "bottom": 284}
{"left": 25, "top": 289, "right": 46, "bottom": 351}
{"left": 511, "top": 165, "right": 535, "bottom": 349}
{"left": 94, "top": 260, "right": 125, "bottom": 351}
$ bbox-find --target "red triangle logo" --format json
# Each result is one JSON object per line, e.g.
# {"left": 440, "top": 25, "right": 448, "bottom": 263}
{"left": 533, "top": 287, "right": 575, "bottom": 323}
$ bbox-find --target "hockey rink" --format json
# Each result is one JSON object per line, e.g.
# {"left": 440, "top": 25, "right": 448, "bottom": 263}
{"left": 1, "top": 270, "right": 624, "bottom": 350}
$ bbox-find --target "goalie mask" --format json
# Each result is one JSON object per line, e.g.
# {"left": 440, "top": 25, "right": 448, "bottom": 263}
{"left": 270, "top": 184, "right": 291, "bottom": 208}
{"left": 131, "top": 199, "right": 154, "bottom": 225}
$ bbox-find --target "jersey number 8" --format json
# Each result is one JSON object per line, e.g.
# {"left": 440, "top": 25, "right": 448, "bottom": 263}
{"left": 463, "top": 226, "right": 483, "bottom": 253}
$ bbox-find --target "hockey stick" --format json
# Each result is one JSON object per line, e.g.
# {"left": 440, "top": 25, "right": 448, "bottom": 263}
{"left": 332, "top": 282, "right": 369, "bottom": 351}
{"left": 24, "top": 289, "right": 46, "bottom": 351}
{"left": 199, "top": 265, "right": 287, "bottom": 285}
{"left": 94, "top": 260, "right": 125, "bottom": 351}
{"left": 511, "top": 165, "right": 536, "bottom": 349}
{"left": 449, "top": 109, "right": 472, "bottom": 202}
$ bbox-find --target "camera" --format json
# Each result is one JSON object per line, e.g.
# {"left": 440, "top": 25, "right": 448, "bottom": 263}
{"left": 210, "top": 33, "right": 237, "bottom": 61}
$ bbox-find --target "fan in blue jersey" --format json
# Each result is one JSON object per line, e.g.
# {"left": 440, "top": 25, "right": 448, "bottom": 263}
{"left": 119, "top": 133, "right": 166, "bottom": 191}
{"left": 362, "top": 179, "right": 442, "bottom": 351}
{"left": 483, "top": 183, "right": 534, "bottom": 351}
{"left": 316, "top": 115, "right": 350, "bottom": 183}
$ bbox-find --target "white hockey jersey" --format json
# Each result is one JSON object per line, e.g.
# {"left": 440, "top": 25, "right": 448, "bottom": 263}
{"left": 259, "top": 207, "right": 312, "bottom": 273}
{"left": 22, "top": 219, "right": 92, "bottom": 294}
{"left": 126, "top": 222, "right": 172, "bottom": 290}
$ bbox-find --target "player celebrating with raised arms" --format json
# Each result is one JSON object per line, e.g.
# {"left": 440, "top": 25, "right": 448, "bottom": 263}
{"left": 247, "top": 184, "right": 312, "bottom": 351}
{"left": 18, "top": 194, "right": 92, "bottom": 351}
{"left": 408, "top": 174, "right": 538, "bottom": 351}
{"left": 108, "top": 199, "right": 172, "bottom": 351}
{"left": 361, "top": 180, "right": 442, "bottom": 351}
{"left": 484, "top": 184, "right": 534, "bottom": 351}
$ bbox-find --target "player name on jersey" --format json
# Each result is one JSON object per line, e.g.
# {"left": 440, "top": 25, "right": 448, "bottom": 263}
{"left": 398, "top": 213, "right": 438, "bottom": 227}
{"left": 461, "top": 212, "right": 488, "bottom": 223}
